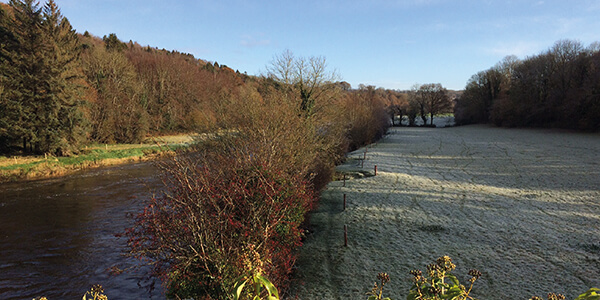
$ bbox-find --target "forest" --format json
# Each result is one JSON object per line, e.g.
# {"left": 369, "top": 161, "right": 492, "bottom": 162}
{"left": 455, "top": 39, "right": 600, "bottom": 130}
{"left": 0, "top": 0, "right": 249, "bottom": 155}
{"left": 0, "top": 0, "right": 431, "bottom": 158}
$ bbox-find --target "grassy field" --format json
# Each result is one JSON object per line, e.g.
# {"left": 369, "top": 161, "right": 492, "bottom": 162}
{"left": 0, "top": 134, "right": 195, "bottom": 182}
{"left": 291, "top": 125, "right": 600, "bottom": 299}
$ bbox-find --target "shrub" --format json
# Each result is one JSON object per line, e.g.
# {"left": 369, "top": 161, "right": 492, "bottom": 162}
{"left": 406, "top": 256, "right": 480, "bottom": 300}
{"left": 33, "top": 284, "right": 108, "bottom": 300}
{"left": 125, "top": 141, "right": 315, "bottom": 299}
{"left": 371, "top": 256, "right": 599, "bottom": 300}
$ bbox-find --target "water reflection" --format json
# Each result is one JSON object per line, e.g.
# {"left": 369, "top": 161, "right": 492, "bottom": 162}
{"left": 0, "top": 162, "right": 165, "bottom": 299}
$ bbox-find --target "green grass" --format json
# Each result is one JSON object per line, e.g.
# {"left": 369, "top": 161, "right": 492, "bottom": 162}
{"left": 0, "top": 146, "right": 160, "bottom": 171}
{"left": 0, "top": 135, "right": 193, "bottom": 182}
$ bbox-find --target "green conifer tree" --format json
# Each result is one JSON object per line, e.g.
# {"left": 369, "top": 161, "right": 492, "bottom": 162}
{"left": 0, "top": 0, "right": 86, "bottom": 155}
{"left": 4, "top": 0, "right": 45, "bottom": 153}
{"left": 0, "top": 5, "right": 15, "bottom": 150}
{"left": 42, "top": 0, "right": 87, "bottom": 155}
{"left": 102, "top": 33, "right": 126, "bottom": 52}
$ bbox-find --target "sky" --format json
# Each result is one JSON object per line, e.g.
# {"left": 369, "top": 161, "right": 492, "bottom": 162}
{"left": 17, "top": 0, "right": 600, "bottom": 90}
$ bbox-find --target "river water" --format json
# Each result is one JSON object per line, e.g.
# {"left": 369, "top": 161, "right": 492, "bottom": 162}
{"left": 0, "top": 162, "right": 166, "bottom": 299}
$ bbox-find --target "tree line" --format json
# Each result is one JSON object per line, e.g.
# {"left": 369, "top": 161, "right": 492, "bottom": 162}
{"left": 1, "top": 0, "right": 411, "bottom": 157}
{"left": 455, "top": 39, "right": 600, "bottom": 131}
{"left": 0, "top": 0, "right": 258, "bottom": 155}
{"left": 339, "top": 83, "right": 455, "bottom": 129}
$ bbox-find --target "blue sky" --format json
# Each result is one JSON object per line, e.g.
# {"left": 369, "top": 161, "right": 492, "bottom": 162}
{"left": 28, "top": 1, "right": 600, "bottom": 90}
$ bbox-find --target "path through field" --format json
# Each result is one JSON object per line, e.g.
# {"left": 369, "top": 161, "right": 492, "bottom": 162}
{"left": 291, "top": 125, "right": 600, "bottom": 299}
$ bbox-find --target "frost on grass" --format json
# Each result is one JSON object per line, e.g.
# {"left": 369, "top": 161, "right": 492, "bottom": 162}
{"left": 291, "top": 125, "right": 600, "bottom": 299}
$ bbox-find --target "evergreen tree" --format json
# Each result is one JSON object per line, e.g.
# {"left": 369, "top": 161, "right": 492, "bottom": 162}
{"left": 0, "top": 0, "right": 86, "bottom": 155}
{"left": 42, "top": 0, "right": 86, "bottom": 154}
{"left": 4, "top": 0, "right": 45, "bottom": 153}
{"left": 102, "top": 33, "right": 126, "bottom": 52}
{"left": 0, "top": 5, "right": 15, "bottom": 150}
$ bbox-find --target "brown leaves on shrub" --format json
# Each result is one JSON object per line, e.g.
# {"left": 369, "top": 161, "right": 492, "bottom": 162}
{"left": 126, "top": 140, "right": 315, "bottom": 299}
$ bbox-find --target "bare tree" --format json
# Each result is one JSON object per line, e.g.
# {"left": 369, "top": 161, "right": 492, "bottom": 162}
{"left": 588, "top": 42, "right": 600, "bottom": 54}
{"left": 495, "top": 55, "right": 520, "bottom": 85}
{"left": 266, "top": 49, "right": 295, "bottom": 85}
{"left": 266, "top": 49, "right": 339, "bottom": 115}
{"left": 408, "top": 83, "right": 426, "bottom": 125}
{"left": 419, "top": 83, "right": 452, "bottom": 126}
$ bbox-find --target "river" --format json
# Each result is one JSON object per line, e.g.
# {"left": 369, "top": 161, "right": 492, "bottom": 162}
{"left": 0, "top": 162, "right": 165, "bottom": 299}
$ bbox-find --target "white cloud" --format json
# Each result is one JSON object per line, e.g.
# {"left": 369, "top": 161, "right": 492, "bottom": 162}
{"left": 554, "top": 17, "right": 583, "bottom": 35}
{"left": 484, "top": 41, "right": 542, "bottom": 57}
{"left": 240, "top": 34, "right": 271, "bottom": 48}
{"left": 427, "top": 22, "right": 448, "bottom": 32}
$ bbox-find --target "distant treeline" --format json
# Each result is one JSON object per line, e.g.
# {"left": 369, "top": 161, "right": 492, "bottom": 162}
{"left": 455, "top": 40, "right": 600, "bottom": 131}
{"left": 0, "top": 0, "right": 253, "bottom": 155}
{"left": 0, "top": 0, "right": 399, "bottom": 157}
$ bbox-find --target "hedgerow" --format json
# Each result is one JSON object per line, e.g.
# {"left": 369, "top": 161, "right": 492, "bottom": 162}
{"left": 124, "top": 75, "right": 391, "bottom": 299}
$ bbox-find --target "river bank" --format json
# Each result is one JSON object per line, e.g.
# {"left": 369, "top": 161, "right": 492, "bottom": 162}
{"left": 0, "top": 134, "right": 194, "bottom": 183}
{"left": 291, "top": 125, "right": 600, "bottom": 299}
